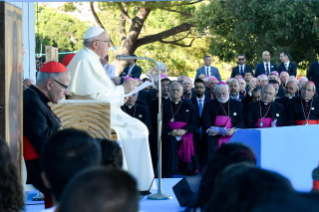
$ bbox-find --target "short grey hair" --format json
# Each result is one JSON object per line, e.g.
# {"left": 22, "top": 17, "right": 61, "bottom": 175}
{"left": 258, "top": 74, "right": 268, "bottom": 81}
{"left": 213, "top": 83, "right": 228, "bottom": 94}
{"left": 83, "top": 34, "right": 101, "bottom": 48}
{"left": 298, "top": 77, "right": 308, "bottom": 84}
{"left": 262, "top": 84, "right": 275, "bottom": 92}
{"left": 36, "top": 71, "right": 60, "bottom": 85}
{"left": 169, "top": 81, "right": 183, "bottom": 92}
{"left": 182, "top": 78, "right": 192, "bottom": 86}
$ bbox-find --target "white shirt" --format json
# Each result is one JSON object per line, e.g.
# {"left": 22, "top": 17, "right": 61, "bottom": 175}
{"left": 230, "top": 93, "right": 240, "bottom": 101}
{"left": 204, "top": 65, "right": 211, "bottom": 76}
{"left": 40, "top": 206, "right": 57, "bottom": 212}
{"left": 127, "top": 64, "right": 136, "bottom": 77}
{"left": 103, "top": 63, "right": 116, "bottom": 79}
{"left": 263, "top": 62, "right": 271, "bottom": 74}
{"left": 239, "top": 64, "right": 245, "bottom": 74}
{"left": 196, "top": 96, "right": 205, "bottom": 106}
{"left": 284, "top": 61, "right": 290, "bottom": 71}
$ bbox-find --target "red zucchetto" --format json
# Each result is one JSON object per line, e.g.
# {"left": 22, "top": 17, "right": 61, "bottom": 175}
{"left": 40, "top": 61, "right": 68, "bottom": 73}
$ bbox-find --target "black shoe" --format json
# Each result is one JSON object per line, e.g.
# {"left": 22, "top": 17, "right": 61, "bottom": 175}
{"left": 140, "top": 190, "right": 151, "bottom": 196}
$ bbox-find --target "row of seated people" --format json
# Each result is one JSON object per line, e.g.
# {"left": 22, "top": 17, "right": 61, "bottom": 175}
{"left": 119, "top": 74, "right": 319, "bottom": 178}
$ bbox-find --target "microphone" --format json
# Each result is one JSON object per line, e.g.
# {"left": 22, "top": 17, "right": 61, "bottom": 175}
{"left": 116, "top": 55, "right": 138, "bottom": 61}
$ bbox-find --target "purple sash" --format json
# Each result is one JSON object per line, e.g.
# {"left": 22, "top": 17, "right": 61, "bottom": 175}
{"left": 168, "top": 121, "right": 194, "bottom": 163}
{"left": 254, "top": 118, "right": 273, "bottom": 128}
{"left": 214, "top": 116, "right": 232, "bottom": 147}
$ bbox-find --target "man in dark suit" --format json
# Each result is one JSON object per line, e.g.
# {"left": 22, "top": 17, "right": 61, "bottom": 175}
{"left": 278, "top": 51, "right": 297, "bottom": 76}
{"left": 119, "top": 54, "right": 142, "bottom": 80}
{"left": 229, "top": 79, "right": 245, "bottom": 101}
{"left": 194, "top": 55, "right": 221, "bottom": 81}
{"left": 231, "top": 54, "right": 253, "bottom": 78}
{"left": 255, "top": 51, "right": 278, "bottom": 77}
{"left": 307, "top": 61, "right": 319, "bottom": 94}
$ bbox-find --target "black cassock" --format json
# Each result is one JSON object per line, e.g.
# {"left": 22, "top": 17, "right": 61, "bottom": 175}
{"left": 23, "top": 85, "right": 62, "bottom": 195}
{"left": 201, "top": 99, "right": 245, "bottom": 163}
{"left": 275, "top": 96, "right": 295, "bottom": 118}
{"left": 286, "top": 97, "right": 319, "bottom": 125}
{"left": 245, "top": 101, "right": 286, "bottom": 128}
{"left": 162, "top": 100, "right": 200, "bottom": 177}
{"left": 121, "top": 103, "right": 157, "bottom": 172}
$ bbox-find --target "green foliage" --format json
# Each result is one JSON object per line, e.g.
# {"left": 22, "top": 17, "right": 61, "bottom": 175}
{"left": 192, "top": 0, "right": 319, "bottom": 76}
{"left": 35, "top": 4, "right": 88, "bottom": 61}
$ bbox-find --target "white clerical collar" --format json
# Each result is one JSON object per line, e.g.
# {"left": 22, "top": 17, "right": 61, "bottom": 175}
{"left": 170, "top": 98, "right": 181, "bottom": 104}
{"left": 163, "top": 96, "right": 169, "bottom": 99}
{"left": 261, "top": 100, "right": 269, "bottom": 105}
{"left": 126, "top": 104, "right": 135, "bottom": 109}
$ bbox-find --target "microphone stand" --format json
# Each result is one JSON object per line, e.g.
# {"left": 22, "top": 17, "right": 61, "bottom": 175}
{"left": 116, "top": 55, "right": 172, "bottom": 200}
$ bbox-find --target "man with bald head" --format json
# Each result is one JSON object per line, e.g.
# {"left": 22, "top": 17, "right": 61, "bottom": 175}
{"left": 287, "top": 81, "right": 319, "bottom": 125}
{"left": 182, "top": 78, "right": 194, "bottom": 100}
{"left": 67, "top": 27, "right": 154, "bottom": 194}
{"left": 275, "top": 79, "right": 298, "bottom": 110}
{"left": 201, "top": 82, "right": 245, "bottom": 163}
{"left": 255, "top": 51, "right": 278, "bottom": 77}
{"left": 280, "top": 71, "right": 289, "bottom": 90}
{"left": 245, "top": 84, "right": 286, "bottom": 128}
{"left": 229, "top": 79, "right": 245, "bottom": 101}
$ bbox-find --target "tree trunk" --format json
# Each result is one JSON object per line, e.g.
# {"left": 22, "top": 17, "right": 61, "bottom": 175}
{"left": 113, "top": 8, "right": 152, "bottom": 76}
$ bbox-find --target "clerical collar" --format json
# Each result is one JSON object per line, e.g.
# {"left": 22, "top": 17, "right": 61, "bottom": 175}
{"left": 170, "top": 98, "right": 181, "bottom": 104}
{"left": 31, "top": 85, "right": 50, "bottom": 104}
{"left": 261, "top": 100, "right": 269, "bottom": 105}
{"left": 126, "top": 104, "right": 135, "bottom": 109}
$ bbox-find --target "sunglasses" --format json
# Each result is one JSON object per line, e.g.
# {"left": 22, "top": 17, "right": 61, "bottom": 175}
{"left": 238, "top": 58, "right": 245, "bottom": 61}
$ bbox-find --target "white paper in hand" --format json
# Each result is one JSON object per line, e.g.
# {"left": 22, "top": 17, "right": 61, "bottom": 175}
{"left": 124, "top": 81, "right": 153, "bottom": 97}
{"left": 210, "top": 126, "right": 227, "bottom": 135}
{"left": 271, "top": 119, "right": 277, "bottom": 128}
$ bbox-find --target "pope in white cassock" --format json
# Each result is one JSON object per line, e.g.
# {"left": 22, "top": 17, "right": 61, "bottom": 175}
{"left": 67, "top": 26, "right": 155, "bottom": 193}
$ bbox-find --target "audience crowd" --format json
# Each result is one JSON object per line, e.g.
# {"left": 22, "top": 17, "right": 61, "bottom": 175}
{"left": 4, "top": 51, "right": 319, "bottom": 211}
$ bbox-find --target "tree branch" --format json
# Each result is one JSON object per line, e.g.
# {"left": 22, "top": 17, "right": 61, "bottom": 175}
{"left": 159, "top": 38, "right": 196, "bottom": 47}
{"left": 171, "top": 1, "right": 202, "bottom": 7}
{"left": 160, "top": 8, "right": 193, "bottom": 17}
{"left": 135, "top": 23, "right": 193, "bottom": 48}
{"left": 90, "top": 2, "right": 115, "bottom": 48}
{"left": 118, "top": 3, "right": 133, "bottom": 25}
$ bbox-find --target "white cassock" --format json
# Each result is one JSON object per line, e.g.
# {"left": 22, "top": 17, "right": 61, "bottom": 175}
{"left": 67, "top": 47, "right": 155, "bottom": 191}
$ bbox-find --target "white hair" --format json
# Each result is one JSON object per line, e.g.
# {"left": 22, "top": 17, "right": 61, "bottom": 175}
{"left": 182, "top": 78, "right": 192, "bottom": 86}
{"left": 229, "top": 78, "right": 239, "bottom": 85}
{"left": 285, "top": 79, "right": 298, "bottom": 87}
{"left": 213, "top": 84, "right": 228, "bottom": 94}
{"left": 257, "top": 75, "right": 268, "bottom": 81}
{"left": 169, "top": 81, "right": 184, "bottom": 92}
{"left": 298, "top": 77, "right": 308, "bottom": 83}
{"left": 83, "top": 34, "right": 103, "bottom": 47}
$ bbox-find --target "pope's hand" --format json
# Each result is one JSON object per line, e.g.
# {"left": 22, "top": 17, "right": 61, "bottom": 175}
{"left": 225, "top": 128, "right": 236, "bottom": 136}
{"left": 123, "top": 79, "right": 139, "bottom": 94}
{"left": 207, "top": 129, "right": 218, "bottom": 136}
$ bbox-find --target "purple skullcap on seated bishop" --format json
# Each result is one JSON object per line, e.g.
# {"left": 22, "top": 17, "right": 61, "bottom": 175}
{"left": 270, "top": 71, "right": 278, "bottom": 76}
{"left": 217, "top": 81, "right": 227, "bottom": 85}
{"left": 124, "top": 77, "right": 133, "bottom": 82}
{"left": 280, "top": 71, "right": 288, "bottom": 77}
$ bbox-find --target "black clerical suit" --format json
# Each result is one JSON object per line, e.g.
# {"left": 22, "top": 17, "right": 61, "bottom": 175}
{"left": 119, "top": 64, "right": 142, "bottom": 79}
{"left": 245, "top": 101, "right": 286, "bottom": 128}
{"left": 275, "top": 96, "right": 295, "bottom": 112}
{"left": 201, "top": 98, "right": 245, "bottom": 163}
{"left": 138, "top": 90, "right": 152, "bottom": 107}
{"left": 121, "top": 103, "right": 157, "bottom": 171}
{"left": 162, "top": 100, "right": 200, "bottom": 177}
{"left": 23, "top": 85, "right": 62, "bottom": 195}
{"left": 286, "top": 97, "right": 319, "bottom": 125}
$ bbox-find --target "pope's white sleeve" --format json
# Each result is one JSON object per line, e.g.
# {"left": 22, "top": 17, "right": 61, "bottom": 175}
{"left": 87, "top": 85, "right": 125, "bottom": 106}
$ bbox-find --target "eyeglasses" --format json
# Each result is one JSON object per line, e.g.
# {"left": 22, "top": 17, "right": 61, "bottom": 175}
{"left": 53, "top": 79, "right": 68, "bottom": 90}
{"left": 238, "top": 58, "right": 245, "bottom": 61}
{"left": 96, "top": 40, "right": 111, "bottom": 43}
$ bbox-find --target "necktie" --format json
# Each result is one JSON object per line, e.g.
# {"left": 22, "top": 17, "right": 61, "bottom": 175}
{"left": 266, "top": 64, "right": 269, "bottom": 76}
{"left": 285, "top": 63, "right": 288, "bottom": 71}
{"left": 206, "top": 67, "right": 209, "bottom": 76}
{"left": 199, "top": 99, "right": 203, "bottom": 116}
{"left": 240, "top": 66, "right": 243, "bottom": 75}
